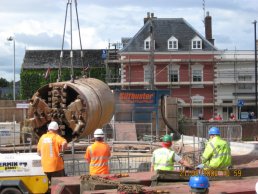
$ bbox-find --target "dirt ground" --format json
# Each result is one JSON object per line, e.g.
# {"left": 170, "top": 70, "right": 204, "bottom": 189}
{"left": 142, "top": 141, "right": 258, "bottom": 168}
{"left": 232, "top": 153, "right": 258, "bottom": 168}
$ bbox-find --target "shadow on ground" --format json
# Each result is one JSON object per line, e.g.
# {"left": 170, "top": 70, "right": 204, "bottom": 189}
{"left": 232, "top": 150, "right": 258, "bottom": 167}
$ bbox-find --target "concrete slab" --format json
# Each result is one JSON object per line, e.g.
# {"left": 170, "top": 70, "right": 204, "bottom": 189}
{"left": 115, "top": 122, "right": 137, "bottom": 141}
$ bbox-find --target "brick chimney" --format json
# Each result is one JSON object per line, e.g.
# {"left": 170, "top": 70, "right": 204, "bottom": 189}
{"left": 205, "top": 11, "right": 214, "bottom": 45}
{"left": 144, "top": 12, "right": 157, "bottom": 24}
{"left": 144, "top": 12, "right": 150, "bottom": 24}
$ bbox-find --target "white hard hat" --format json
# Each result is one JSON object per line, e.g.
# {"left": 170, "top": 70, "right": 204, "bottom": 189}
{"left": 48, "top": 121, "right": 59, "bottom": 131}
{"left": 94, "top": 128, "right": 104, "bottom": 138}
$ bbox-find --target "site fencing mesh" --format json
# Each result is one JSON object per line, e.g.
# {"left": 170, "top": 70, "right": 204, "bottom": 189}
{"left": 64, "top": 153, "right": 153, "bottom": 176}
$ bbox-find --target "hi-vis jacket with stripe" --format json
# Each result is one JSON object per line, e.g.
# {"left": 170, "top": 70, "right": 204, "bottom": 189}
{"left": 37, "top": 131, "right": 67, "bottom": 172}
{"left": 152, "top": 147, "right": 175, "bottom": 171}
{"left": 85, "top": 141, "right": 111, "bottom": 175}
{"left": 202, "top": 136, "right": 231, "bottom": 170}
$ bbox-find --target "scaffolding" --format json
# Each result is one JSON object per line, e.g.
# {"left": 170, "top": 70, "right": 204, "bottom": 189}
{"left": 105, "top": 49, "right": 257, "bottom": 120}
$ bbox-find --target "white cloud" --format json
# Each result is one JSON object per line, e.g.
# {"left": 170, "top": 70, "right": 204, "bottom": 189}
{"left": 0, "top": 0, "right": 257, "bottom": 82}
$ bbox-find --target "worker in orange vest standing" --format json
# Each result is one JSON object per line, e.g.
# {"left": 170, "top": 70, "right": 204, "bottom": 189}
{"left": 37, "top": 121, "right": 67, "bottom": 184}
{"left": 85, "top": 128, "right": 111, "bottom": 175}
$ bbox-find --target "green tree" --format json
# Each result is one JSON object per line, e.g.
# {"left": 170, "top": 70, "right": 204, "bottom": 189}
{"left": 0, "top": 77, "right": 9, "bottom": 87}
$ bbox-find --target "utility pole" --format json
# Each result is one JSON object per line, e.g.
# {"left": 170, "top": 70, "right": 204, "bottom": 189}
{"left": 254, "top": 20, "right": 258, "bottom": 116}
{"left": 149, "top": 15, "right": 155, "bottom": 90}
{"left": 7, "top": 36, "right": 15, "bottom": 101}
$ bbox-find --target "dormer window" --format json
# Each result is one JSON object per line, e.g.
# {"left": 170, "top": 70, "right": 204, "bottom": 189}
{"left": 192, "top": 36, "right": 202, "bottom": 49}
{"left": 144, "top": 36, "right": 150, "bottom": 50}
{"left": 144, "top": 36, "right": 155, "bottom": 50}
{"left": 168, "top": 36, "right": 178, "bottom": 50}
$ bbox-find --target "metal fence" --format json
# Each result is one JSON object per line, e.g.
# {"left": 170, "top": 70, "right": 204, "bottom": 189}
{"left": 0, "top": 130, "right": 33, "bottom": 153}
{"left": 64, "top": 152, "right": 153, "bottom": 176}
{"left": 179, "top": 135, "right": 207, "bottom": 165}
{"left": 197, "top": 121, "right": 242, "bottom": 141}
{"left": 64, "top": 145, "right": 187, "bottom": 176}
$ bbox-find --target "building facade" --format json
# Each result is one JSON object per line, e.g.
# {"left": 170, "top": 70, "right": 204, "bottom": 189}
{"left": 107, "top": 13, "right": 218, "bottom": 120}
{"left": 215, "top": 50, "right": 256, "bottom": 120}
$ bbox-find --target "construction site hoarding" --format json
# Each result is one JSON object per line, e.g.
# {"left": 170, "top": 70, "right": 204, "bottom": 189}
{"left": 0, "top": 122, "right": 20, "bottom": 145}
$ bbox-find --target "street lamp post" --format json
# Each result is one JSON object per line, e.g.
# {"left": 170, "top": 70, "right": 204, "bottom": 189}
{"left": 253, "top": 21, "right": 257, "bottom": 116}
{"left": 7, "top": 36, "right": 15, "bottom": 101}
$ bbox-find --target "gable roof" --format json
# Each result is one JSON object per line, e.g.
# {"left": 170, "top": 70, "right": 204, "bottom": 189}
{"left": 22, "top": 49, "right": 104, "bottom": 69}
{"left": 121, "top": 18, "right": 217, "bottom": 52}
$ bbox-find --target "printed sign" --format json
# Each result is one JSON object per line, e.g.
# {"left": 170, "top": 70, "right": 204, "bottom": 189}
{"left": 115, "top": 90, "right": 156, "bottom": 104}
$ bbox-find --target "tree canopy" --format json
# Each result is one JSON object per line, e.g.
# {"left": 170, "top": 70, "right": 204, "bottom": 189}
{"left": 0, "top": 77, "right": 9, "bottom": 87}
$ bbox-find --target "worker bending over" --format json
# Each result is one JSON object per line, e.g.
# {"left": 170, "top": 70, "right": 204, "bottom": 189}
{"left": 85, "top": 128, "right": 111, "bottom": 175}
{"left": 197, "top": 127, "right": 231, "bottom": 170}
{"left": 151, "top": 134, "right": 193, "bottom": 172}
{"left": 37, "top": 121, "right": 67, "bottom": 183}
{"left": 189, "top": 175, "right": 210, "bottom": 194}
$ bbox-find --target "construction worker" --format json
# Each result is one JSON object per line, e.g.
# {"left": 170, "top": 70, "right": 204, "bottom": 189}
{"left": 189, "top": 175, "right": 210, "bottom": 194}
{"left": 229, "top": 113, "right": 236, "bottom": 121}
{"left": 85, "top": 128, "right": 111, "bottom": 175}
{"left": 197, "top": 127, "right": 231, "bottom": 170}
{"left": 214, "top": 113, "right": 222, "bottom": 121}
{"left": 37, "top": 121, "right": 67, "bottom": 183}
{"left": 150, "top": 134, "right": 193, "bottom": 172}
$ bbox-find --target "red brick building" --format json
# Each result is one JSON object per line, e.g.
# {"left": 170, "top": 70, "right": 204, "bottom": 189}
{"left": 108, "top": 13, "right": 218, "bottom": 120}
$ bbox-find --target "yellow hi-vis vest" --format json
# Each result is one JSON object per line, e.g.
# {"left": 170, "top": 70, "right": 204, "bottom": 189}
{"left": 202, "top": 136, "right": 231, "bottom": 169}
{"left": 152, "top": 147, "right": 175, "bottom": 171}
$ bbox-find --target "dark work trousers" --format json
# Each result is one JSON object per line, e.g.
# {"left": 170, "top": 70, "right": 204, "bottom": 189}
{"left": 45, "top": 169, "right": 66, "bottom": 185}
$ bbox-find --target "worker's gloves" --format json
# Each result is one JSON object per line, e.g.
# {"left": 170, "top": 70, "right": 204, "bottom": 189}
{"left": 196, "top": 164, "right": 204, "bottom": 169}
{"left": 59, "top": 152, "right": 64, "bottom": 157}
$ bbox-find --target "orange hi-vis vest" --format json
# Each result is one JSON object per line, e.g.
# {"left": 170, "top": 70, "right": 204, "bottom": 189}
{"left": 37, "top": 131, "right": 67, "bottom": 172}
{"left": 85, "top": 141, "right": 111, "bottom": 175}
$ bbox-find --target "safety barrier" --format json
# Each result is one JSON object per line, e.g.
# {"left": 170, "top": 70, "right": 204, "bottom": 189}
{"left": 197, "top": 121, "right": 242, "bottom": 141}
{"left": 0, "top": 130, "right": 33, "bottom": 153}
{"left": 64, "top": 145, "right": 187, "bottom": 176}
{"left": 64, "top": 154, "right": 152, "bottom": 176}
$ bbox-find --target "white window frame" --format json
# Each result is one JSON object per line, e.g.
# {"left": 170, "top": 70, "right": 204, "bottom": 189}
{"left": 144, "top": 36, "right": 155, "bottom": 50}
{"left": 168, "top": 64, "right": 179, "bottom": 82}
{"left": 192, "top": 69, "right": 202, "bottom": 82}
{"left": 144, "top": 65, "right": 151, "bottom": 82}
{"left": 238, "top": 84, "right": 252, "bottom": 89}
{"left": 191, "top": 64, "right": 203, "bottom": 83}
{"left": 144, "top": 65, "right": 156, "bottom": 82}
{"left": 238, "top": 75, "right": 252, "bottom": 81}
{"left": 168, "top": 36, "right": 178, "bottom": 50}
{"left": 192, "top": 36, "right": 202, "bottom": 49}
{"left": 144, "top": 36, "right": 150, "bottom": 50}
{"left": 238, "top": 75, "right": 252, "bottom": 90}
{"left": 191, "top": 95, "right": 204, "bottom": 119}
{"left": 145, "top": 41, "right": 150, "bottom": 50}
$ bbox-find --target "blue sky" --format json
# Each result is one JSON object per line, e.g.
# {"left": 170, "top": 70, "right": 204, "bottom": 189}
{"left": 0, "top": 0, "right": 257, "bottom": 81}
